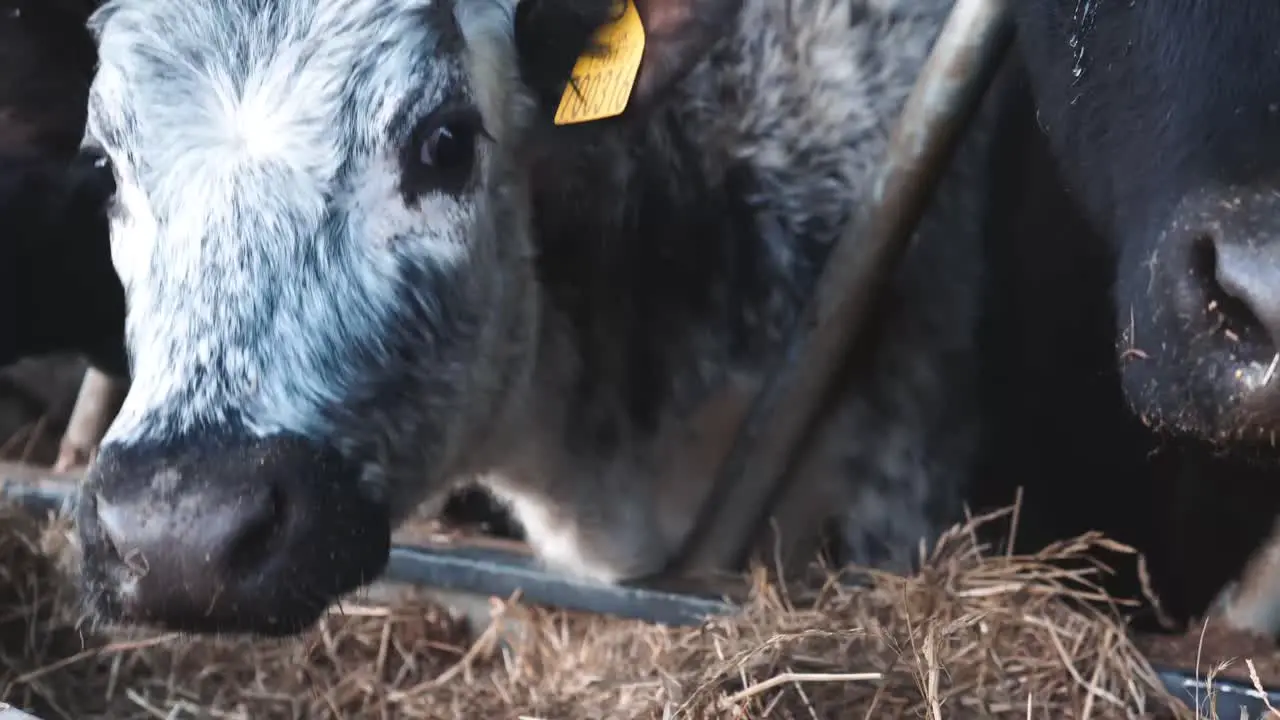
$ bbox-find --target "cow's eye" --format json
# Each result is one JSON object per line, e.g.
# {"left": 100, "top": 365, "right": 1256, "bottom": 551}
{"left": 401, "top": 105, "right": 486, "bottom": 198}
{"left": 72, "top": 144, "right": 120, "bottom": 213}
{"left": 421, "top": 122, "right": 472, "bottom": 171}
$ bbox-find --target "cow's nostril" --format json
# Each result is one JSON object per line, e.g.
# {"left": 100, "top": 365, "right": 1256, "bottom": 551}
{"left": 90, "top": 480, "right": 284, "bottom": 598}
{"left": 1191, "top": 234, "right": 1275, "bottom": 355}
{"left": 88, "top": 492, "right": 126, "bottom": 564}
{"left": 223, "top": 483, "right": 288, "bottom": 576}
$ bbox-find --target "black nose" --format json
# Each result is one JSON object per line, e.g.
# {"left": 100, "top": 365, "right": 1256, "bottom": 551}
{"left": 76, "top": 432, "right": 391, "bottom": 636}
{"left": 92, "top": 473, "right": 282, "bottom": 603}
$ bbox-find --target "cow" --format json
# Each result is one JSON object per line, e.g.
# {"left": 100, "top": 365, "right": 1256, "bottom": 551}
{"left": 0, "top": 0, "right": 128, "bottom": 456}
{"left": 0, "top": 0, "right": 99, "bottom": 159}
{"left": 71, "top": 0, "right": 1004, "bottom": 636}
{"left": 971, "top": 0, "right": 1280, "bottom": 636}
{"left": 0, "top": 152, "right": 124, "bottom": 382}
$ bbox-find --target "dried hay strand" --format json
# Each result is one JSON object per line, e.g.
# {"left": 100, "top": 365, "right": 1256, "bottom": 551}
{"left": 0, "top": 500, "right": 1260, "bottom": 720}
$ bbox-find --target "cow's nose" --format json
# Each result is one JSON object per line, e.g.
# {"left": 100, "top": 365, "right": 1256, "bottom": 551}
{"left": 76, "top": 432, "right": 391, "bottom": 636}
{"left": 92, "top": 478, "right": 282, "bottom": 605}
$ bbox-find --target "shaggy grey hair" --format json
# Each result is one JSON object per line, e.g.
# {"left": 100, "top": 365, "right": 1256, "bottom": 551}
{"left": 82, "top": 0, "right": 990, "bottom": 587}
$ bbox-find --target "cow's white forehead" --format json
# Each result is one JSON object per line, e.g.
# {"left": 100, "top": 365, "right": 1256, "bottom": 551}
{"left": 85, "top": 0, "right": 519, "bottom": 445}
{"left": 87, "top": 0, "right": 472, "bottom": 187}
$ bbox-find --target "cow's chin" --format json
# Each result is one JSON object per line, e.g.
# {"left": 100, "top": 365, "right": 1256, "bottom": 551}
{"left": 1121, "top": 352, "right": 1280, "bottom": 465}
{"left": 75, "top": 542, "right": 394, "bottom": 638}
{"left": 78, "top": 569, "right": 340, "bottom": 638}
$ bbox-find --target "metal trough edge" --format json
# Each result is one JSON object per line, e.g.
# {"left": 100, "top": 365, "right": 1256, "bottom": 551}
{"left": 1154, "top": 666, "right": 1280, "bottom": 718}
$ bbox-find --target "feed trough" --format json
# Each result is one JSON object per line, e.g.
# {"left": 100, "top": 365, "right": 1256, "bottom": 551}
{"left": 5, "top": 465, "right": 1280, "bottom": 718}
{"left": 1154, "top": 668, "right": 1280, "bottom": 719}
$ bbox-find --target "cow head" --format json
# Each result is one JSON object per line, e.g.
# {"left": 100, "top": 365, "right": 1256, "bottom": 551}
{"left": 1014, "top": 1, "right": 1280, "bottom": 448}
{"left": 76, "top": 0, "right": 741, "bottom": 636}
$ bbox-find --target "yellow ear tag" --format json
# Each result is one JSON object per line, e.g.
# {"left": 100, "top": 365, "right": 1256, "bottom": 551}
{"left": 553, "top": 0, "right": 646, "bottom": 126}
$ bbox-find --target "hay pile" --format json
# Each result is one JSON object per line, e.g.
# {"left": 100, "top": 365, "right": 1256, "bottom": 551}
{"left": 0, "top": 501, "right": 1248, "bottom": 720}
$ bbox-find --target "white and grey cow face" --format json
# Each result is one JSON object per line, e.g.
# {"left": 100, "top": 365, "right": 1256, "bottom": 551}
{"left": 75, "top": 0, "right": 541, "bottom": 635}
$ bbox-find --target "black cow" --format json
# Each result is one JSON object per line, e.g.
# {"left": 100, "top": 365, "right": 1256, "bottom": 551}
{"left": 0, "top": 0, "right": 125, "bottom": 375}
{"left": 0, "top": 154, "right": 124, "bottom": 375}
{"left": 976, "top": 0, "right": 1280, "bottom": 635}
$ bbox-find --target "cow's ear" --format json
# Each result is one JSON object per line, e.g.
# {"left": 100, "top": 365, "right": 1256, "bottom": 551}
{"left": 512, "top": 0, "right": 613, "bottom": 113}
{"left": 513, "top": 0, "right": 742, "bottom": 118}
{"left": 628, "top": 0, "right": 741, "bottom": 109}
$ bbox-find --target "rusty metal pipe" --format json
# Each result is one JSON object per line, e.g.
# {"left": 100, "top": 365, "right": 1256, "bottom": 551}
{"left": 54, "top": 367, "right": 128, "bottom": 471}
{"left": 668, "top": 0, "right": 1016, "bottom": 576}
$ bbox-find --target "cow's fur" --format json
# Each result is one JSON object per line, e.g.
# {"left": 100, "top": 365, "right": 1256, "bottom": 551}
{"left": 76, "top": 0, "right": 998, "bottom": 635}
{"left": 973, "top": 0, "right": 1280, "bottom": 634}
{"left": 0, "top": 0, "right": 126, "bottom": 375}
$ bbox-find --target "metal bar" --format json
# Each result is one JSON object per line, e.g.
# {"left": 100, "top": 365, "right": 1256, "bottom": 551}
{"left": 1154, "top": 667, "right": 1280, "bottom": 719}
{"left": 0, "top": 461, "right": 82, "bottom": 485}
{"left": 386, "top": 546, "right": 734, "bottom": 627}
{"left": 667, "top": 0, "right": 1016, "bottom": 577}
{"left": 54, "top": 368, "right": 128, "bottom": 471}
